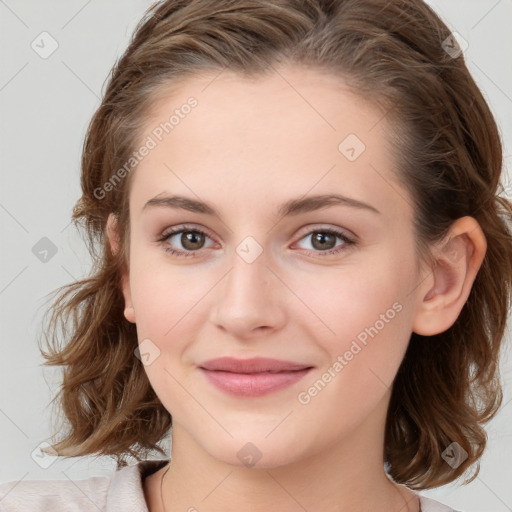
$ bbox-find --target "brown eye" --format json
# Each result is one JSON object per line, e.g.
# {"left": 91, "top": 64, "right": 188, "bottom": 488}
{"left": 294, "top": 227, "right": 356, "bottom": 257}
{"left": 180, "top": 231, "right": 206, "bottom": 250}
{"left": 158, "top": 226, "right": 216, "bottom": 257}
{"left": 310, "top": 231, "right": 337, "bottom": 251}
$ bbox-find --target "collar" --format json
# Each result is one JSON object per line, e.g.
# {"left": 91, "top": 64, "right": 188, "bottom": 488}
{"left": 106, "top": 459, "right": 168, "bottom": 511}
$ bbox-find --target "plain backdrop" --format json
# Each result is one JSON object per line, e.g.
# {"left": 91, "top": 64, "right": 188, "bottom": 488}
{"left": 1, "top": 1, "right": 511, "bottom": 511}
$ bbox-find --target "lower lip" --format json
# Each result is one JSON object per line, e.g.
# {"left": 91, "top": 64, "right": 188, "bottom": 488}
{"left": 199, "top": 368, "right": 312, "bottom": 397}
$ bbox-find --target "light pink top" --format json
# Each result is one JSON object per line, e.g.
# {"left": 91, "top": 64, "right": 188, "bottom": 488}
{"left": 0, "top": 459, "right": 461, "bottom": 511}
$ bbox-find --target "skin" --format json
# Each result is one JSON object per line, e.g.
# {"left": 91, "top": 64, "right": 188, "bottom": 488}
{"left": 107, "top": 65, "right": 486, "bottom": 512}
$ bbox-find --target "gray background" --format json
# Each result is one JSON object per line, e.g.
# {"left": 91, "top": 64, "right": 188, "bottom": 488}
{"left": 1, "top": 1, "right": 511, "bottom": 510}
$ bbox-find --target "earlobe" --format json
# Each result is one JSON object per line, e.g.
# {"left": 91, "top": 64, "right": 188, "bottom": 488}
{"left": 106, "top": 213, "right": 136, "bottom": 324}
{"left": 412, "top": 216, "right": 486, "bottom": 336}
{"left": 124, "top": 305, "right": 136, "bottom": 323}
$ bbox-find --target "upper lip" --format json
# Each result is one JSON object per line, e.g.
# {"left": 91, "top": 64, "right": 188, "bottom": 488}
{"left": 199, "top": 357, "right": 313, "bottom": 373}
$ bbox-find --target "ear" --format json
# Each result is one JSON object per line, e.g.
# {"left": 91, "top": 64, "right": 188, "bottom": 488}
{"left": 106, "top": 213, "right": 136, "bottom": 323}
{"left": 412, "top": 216, "right": 487, "bottom": 335}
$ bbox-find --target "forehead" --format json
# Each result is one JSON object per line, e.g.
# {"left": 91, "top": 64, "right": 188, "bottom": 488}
{"left": 129, "top": 66, "right": 411, "bottom": 222}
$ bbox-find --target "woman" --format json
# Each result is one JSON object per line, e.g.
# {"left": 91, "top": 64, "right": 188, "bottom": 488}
{"left": 1, "top": 0, "right": 511, "bottom": 511}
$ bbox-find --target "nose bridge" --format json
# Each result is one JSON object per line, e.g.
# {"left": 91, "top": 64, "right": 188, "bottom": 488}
{"left": 209, "top": 239, "right": 286, "bottom": 336}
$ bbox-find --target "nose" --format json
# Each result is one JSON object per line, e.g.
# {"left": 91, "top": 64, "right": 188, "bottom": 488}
{"left": 209, "top": 247, "right": 287, "bottom": 339}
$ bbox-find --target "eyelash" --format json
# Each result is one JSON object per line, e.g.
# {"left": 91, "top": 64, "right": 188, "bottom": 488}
{"left": 156, "top": 224, "right": 356, "bottom": 258}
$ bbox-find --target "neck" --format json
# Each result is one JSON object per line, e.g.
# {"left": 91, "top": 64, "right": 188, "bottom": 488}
{"left": 152, "top": 402, "right": 419, "bottom": 512}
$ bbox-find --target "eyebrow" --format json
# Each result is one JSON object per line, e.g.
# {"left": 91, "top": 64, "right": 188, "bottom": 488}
{"left": 142, "top": 193, "right": 381, "bottom": 217}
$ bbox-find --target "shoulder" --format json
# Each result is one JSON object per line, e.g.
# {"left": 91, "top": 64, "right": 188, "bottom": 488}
{"left": 0, "top": 459, "right": 168, "bottom": 512}
{"left": 419, "top": 494, "right": 464, "bottom": 512}
{"left": 0, "top": 475, "right": 110, "bottom": 512}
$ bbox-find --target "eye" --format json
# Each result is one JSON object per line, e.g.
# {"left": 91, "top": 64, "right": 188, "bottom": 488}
{"left": 293, "top": 227, "right": 356, "bottom": 256}
{"left": 157, "top": 225, "right": 216, "bottom": 258}
{"left": 157, "top": 224, "right": 356, "bottom": 259}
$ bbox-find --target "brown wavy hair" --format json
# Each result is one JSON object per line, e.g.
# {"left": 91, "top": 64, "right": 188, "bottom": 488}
{"left": 41, "top": 0, "right": 512, "bottom": 488}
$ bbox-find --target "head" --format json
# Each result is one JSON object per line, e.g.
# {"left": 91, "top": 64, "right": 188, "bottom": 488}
{"left": 42, "top": 0, "right": 512, "bottom": 490}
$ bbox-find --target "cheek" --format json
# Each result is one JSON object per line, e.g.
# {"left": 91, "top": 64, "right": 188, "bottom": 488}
{"left": 292, "top": 270, "right": 414, "bottom": 441}
{"left": 290, "top": 247, "right": 417, "bottom": 389}
{"left": 128, "top": 257, "right": 217, "bottom": 395}
{"left": 129, "top": 246, "right": 211, "bottom": 337}
{"left": 293, "top": 250, "right": 414, "bottom": 342}
{"left": 130, "top": 269, "right": 203, "bottom": 415}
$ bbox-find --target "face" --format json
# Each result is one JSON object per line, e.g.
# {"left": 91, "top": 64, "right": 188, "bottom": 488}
{"left": 118, "top": 66, "right": 423, "bottom": 468}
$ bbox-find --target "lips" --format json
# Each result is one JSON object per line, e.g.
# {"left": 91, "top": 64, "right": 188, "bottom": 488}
{"left": 199, "top": 357, "right": 313, "bottom": 397}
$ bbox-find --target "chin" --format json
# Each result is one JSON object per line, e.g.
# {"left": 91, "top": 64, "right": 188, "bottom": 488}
{"left": 199, "top": 432, "right": 305, "bottom": 470}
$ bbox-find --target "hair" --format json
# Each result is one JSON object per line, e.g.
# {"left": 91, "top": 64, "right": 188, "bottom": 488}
{"left": 40, "top": 0, "right": 512, "bottom": 489}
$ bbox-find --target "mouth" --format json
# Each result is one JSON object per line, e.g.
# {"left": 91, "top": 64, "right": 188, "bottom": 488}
{"left": 198, "top": 357, "right": 314, "bottom": 397}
